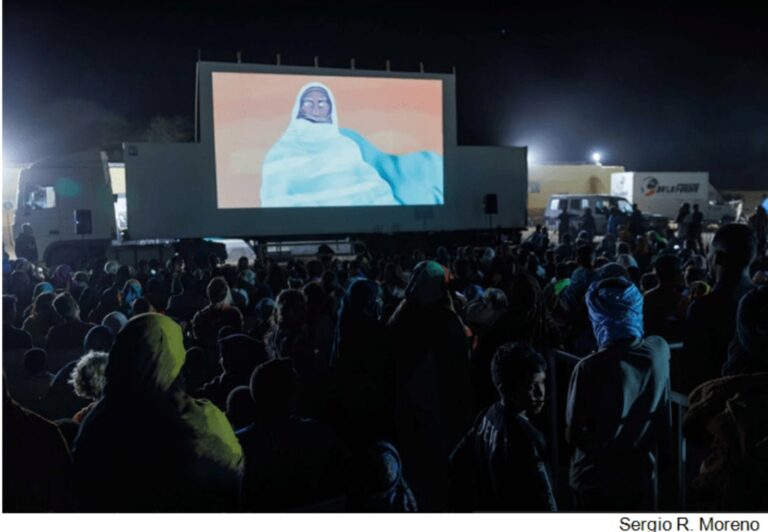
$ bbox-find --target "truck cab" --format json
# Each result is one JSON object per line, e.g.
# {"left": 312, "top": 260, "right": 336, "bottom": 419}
{"left": 12, "top": 151, "right": 116, "bottom": 267}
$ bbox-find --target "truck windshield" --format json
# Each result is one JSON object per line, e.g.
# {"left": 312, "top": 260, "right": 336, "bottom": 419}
{"left": 25, "top": 186, "right": 57, "bottom": 210}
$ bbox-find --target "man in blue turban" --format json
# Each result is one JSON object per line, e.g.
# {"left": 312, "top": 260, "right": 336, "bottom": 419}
{"left": 566, "top": 276, "right": 671, "bottom": 511}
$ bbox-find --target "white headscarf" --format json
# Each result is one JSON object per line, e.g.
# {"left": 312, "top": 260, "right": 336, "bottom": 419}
{"left": 261, "top": 82, "right": 397, "bottom": 207}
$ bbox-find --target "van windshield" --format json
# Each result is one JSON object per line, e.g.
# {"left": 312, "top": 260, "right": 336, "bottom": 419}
{"left": 608, "top": 197, "right": 633, "bottom": 214}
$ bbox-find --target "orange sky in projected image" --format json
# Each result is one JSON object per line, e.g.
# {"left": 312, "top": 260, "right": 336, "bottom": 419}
{"left": 212, "top": 72, "right": 443, "bottom": 208}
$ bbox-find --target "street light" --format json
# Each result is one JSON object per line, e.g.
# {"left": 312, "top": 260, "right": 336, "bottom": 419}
{"left": 592, "top": 152, "right": 602, "bottom": 165}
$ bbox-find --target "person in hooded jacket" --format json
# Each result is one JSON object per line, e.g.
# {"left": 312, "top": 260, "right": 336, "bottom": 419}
{"left": 72, "top": 313, "right": 243, "bottom": 512}
{"left": 347, "top": 441, "right": 418, "bottom": 512}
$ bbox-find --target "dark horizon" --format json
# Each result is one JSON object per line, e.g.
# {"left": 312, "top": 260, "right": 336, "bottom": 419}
{"left": 3, "top": 1, "right": 767, "bottom": 189}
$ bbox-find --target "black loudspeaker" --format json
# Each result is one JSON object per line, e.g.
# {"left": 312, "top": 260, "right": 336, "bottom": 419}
{"left": 483, "top": 194, "right": 498, "bottom": 215}
{"left": 74, "top": 209, "right": 92, "bottom": 235}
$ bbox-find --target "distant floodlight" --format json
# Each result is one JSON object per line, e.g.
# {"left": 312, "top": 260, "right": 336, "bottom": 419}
{"left": 592, "top": 152, "right": 602, "bottom": 164}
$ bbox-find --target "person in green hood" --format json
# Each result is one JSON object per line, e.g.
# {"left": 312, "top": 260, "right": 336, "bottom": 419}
{"left": 72, "top": 313, "right": 243, "bottom": 512}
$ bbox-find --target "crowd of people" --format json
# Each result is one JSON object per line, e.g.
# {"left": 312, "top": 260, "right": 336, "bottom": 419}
{"left": 3, "top": 206, "right": 768, "bottom": 512}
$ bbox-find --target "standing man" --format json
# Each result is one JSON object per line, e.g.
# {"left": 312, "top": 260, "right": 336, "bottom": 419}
{"left": 14, "top": 223, "right": 38, "bottom": 263}
{"left": 681, "top": 224, "right": 757, "bottom": 392}
{"left": 688, "top": 204, "right": 704, "bottom": 252}
{"left": 566, "top": 277, "right": 671, "bottom": 511}
{"left": 558, "top": 208, "right": 572, "bottom": 244}
{"left": 580, "top": 208, "right": 596, "bottom": 242}
{"left": 629, "top": 204, "right": 644, "bottom": 237}
{"left": 675, "top": 203, "right": 691, "bottom": 241}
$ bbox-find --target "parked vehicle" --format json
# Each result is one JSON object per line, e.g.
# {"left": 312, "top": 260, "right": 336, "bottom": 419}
{"left": 544, "top": 194, "right": 667, "bottom": 235}
{"left": 611, "top": 172, "right": 739, "bottom": 225}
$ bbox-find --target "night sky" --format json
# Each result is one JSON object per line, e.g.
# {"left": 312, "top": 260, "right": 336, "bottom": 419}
{"left": 4, "top": 1, "right": 767, "bottom": 189}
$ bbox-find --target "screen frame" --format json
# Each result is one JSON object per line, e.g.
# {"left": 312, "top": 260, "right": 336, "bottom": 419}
{"left": 124, "top": 63, "right": 526, "bottom": 241}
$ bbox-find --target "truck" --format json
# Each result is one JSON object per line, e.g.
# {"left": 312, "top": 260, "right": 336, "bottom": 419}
{"left": 11, "top": 150, "right": 229, "bottom": 268}
{"left": 610, "top": 172, "right": 739, "bottom": 225}
{"left": 12, "top": 145, "right": 527, "bottom": 268}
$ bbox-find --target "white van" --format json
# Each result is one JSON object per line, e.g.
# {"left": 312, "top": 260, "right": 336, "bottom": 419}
{"left": 544, "top": 194, "right": 668, "bottom": 235}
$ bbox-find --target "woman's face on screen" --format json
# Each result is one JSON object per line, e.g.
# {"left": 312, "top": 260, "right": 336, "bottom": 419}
{"left": 297, "top": 88, "right": 332, "bottom": 123}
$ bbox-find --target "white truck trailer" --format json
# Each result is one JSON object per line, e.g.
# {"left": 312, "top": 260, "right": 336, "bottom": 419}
{"left": 611, "top": 172, "right": 738, "bottom": 224}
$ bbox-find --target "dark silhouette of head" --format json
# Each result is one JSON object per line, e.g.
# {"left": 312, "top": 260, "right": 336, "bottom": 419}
{"left": 274, "top": 289, "right": 307, "bottom": 328}
{"left": 226, "top": 385, "right": 255, "bottom": 431}
{"left": 576, "top": 245, "right": 594, "bottom": 269}
{"left": 23, "top": 348, "right": 47, "bottom": 375}
{"left": 207, "top": 276, "right": 230, "bottom": 305}
{"left": 53, "top": 292, "right": 79, "bottom": 320}
{"left": 84, "top": 325, "right": 115, "bottom": 352}
{"left": 250, "top": 358, "right": 298, "bottom": 420}
{"left": 709, "top": 224, "right": 757, "bottom": 281}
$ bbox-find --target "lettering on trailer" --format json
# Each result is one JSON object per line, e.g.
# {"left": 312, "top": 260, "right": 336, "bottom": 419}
{"left": 641, "top": 176, "right": 700, "bottom": 197}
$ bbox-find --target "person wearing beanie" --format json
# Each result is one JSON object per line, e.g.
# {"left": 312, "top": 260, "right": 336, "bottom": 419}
{"left": 566, "top": 276, "right": 671, "bottom": 511}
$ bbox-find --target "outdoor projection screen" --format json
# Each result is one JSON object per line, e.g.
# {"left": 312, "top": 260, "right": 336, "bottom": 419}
{"left": 124, "top": 64, "right": 527, "bottom": 239}
{"left": 212, "top": 72, "right": 444, "bottom": 209}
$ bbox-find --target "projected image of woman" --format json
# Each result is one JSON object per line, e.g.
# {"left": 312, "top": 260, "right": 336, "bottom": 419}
{"left": 261, "top": 83, "right": 398, "bottom": 207}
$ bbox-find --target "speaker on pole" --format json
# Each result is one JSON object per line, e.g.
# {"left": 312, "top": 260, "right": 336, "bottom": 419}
{"left": 483, "top": 194, "right": 498, "bottom": 215}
